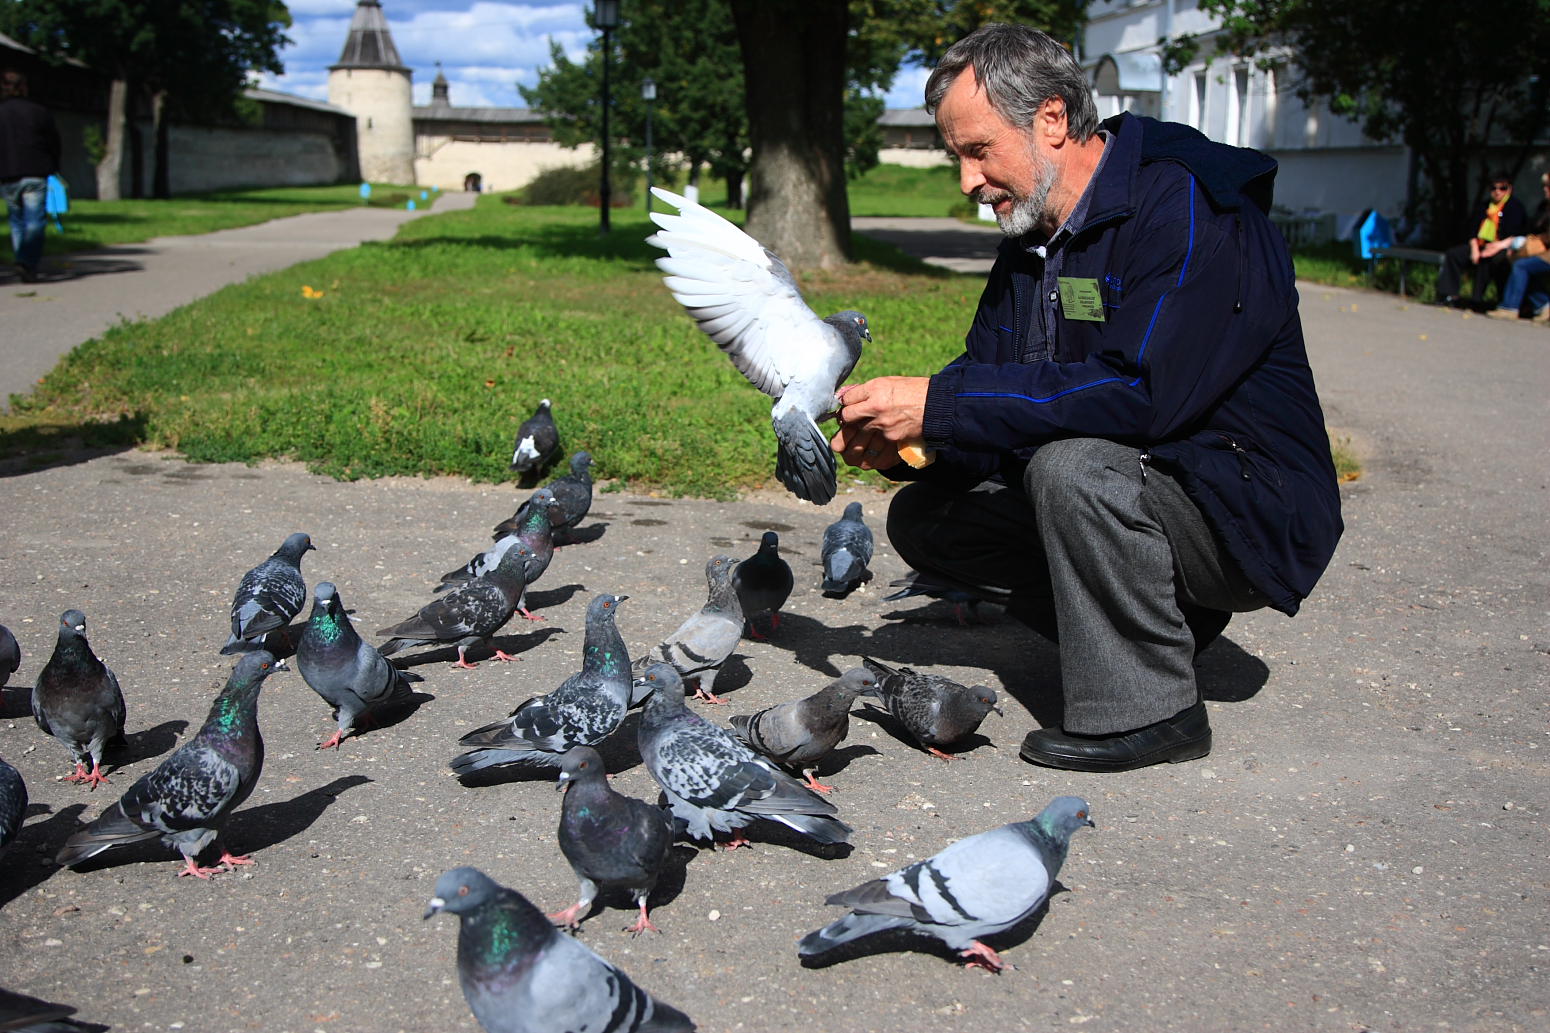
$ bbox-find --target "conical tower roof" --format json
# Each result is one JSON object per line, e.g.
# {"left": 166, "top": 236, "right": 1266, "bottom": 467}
{"left": 331, "top": 0, "right": 410, "bottom": 73}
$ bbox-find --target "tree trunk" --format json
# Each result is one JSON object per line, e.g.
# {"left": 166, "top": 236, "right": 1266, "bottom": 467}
{"left": 152, "top": 90, "right": 170, "bottom": 199}
{"left": 730, "top": 0, "right": 850, "bottom": 269}
{"left": 95, "top": 77, "right": 128, "bottom": 201}
{"left": 128, "top": 116, "right": 144, "bottom": 199}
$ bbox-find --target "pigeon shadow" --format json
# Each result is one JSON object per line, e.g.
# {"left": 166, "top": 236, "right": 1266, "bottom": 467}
{"left": 388, "top": 625, "right": 566, "bottom": 671}
{"left": 724, "top": 820, "right": 853, "bottom": 860}
{"left": 1196, "top": 636, "right": 1271, "bottom": 703}
{"left": 0, "top": 803, "right": 86, "bottom": 906}
{"left": 812, "top": 742, "right": 883, "bottom": 783}
{"left": 564, "top": 842, "right": 696, "bottom": 937}
{"left": 0, "top": 415, "right": 146, "bottom": 477}
{"left": 229, "top": 774, "right": 374, "bottom": 855}
{"left": 850, "top": 706, "right": 999, "bottom": 761}
{"left": 345, "top": 690, "right": 436, "bottom": 742}
{"left": 554, "top": 522, "right": 607, "bottom": 547}
{"left": 524, "top": 582, "right": 586, "bottom": 612}
{"left": 114, "top": 719, "right": 189, "bottom": 767}
{"left": 798, "top": 883, "right": 1066, "bottom": 970}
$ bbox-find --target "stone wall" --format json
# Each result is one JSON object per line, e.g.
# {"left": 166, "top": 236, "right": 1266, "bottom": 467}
{"left": 414, "top": 138, "right": 596, "bottom": 194}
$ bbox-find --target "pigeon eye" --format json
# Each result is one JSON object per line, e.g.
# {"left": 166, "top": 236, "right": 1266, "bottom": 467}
{"left": 1076, "top": 810, "right": 1087, "bottom": 819}
{"left": 458, "top": 885, "right": 470, "bottom": 897}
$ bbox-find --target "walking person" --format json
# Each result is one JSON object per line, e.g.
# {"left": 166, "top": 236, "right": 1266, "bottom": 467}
{"left": 0, "top": 67, "right": 62, "bottom": 283}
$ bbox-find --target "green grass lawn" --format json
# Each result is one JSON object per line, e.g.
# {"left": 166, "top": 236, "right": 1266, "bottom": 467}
{"left": 7, "top": 197, "right": 978, "bottom": 497}
{"left": 847, "top": 163, "right": 967, "bottom": 217}
{"left": 39, "top": 183, "right": 442, "bottom": 255}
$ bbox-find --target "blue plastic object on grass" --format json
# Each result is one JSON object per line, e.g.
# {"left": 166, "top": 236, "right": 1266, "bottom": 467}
{"left": 359, "top": 182, "right": 372, "bottom": 200}
{"left": 1355, "top": 209, "right": 1393, "bottom": 260}
{"left": 45, "top": 174, "right": 69, "bottom": 232}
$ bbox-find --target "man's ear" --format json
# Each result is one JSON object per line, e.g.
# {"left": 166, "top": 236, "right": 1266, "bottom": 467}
{"left": 1036, "top": 97, "right": 1070, "bottom": 145}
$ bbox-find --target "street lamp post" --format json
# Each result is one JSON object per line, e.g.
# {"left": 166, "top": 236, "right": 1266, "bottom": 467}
{"left": 595, "top": 0, "right": 620, "bottom": 234}
{"left": 641, "top": 77, "right": 656, "bottom": 213}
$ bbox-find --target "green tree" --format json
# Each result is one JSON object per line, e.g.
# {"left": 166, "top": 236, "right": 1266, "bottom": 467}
{"left": 1161, "top": 0, "right": 1550, "bottom": 245}
{"left": 0, "top": 0, "right": 291, "bottom": 200}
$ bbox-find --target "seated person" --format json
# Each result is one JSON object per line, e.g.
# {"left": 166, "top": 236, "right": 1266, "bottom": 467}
{"left": 1487, "top": 171, "right": 1550, "bottom": 321}
{"left": 1438, "top": 172, "right": 1528, "bottom": 310}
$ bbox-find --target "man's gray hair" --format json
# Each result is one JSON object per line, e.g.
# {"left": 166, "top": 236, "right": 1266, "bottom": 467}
{"left": 924, "top": 24, "right": 1099, "bottom": 142}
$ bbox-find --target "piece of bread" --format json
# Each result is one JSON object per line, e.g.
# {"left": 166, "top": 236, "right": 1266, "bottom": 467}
{"left": 897, "top": 439, "right": 935, "bottom": 469}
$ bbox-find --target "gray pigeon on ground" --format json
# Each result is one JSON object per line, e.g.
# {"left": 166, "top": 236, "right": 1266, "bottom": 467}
{"left": 378, "top": 542, "right": 531, "bottom": 669}
{"left": 0, "top": 622, "right": 19, "bottom": 688}
{"left": 821, "top": 502, "right": 873, "bottom": 595}
{"left": 495, "top": 450, "right": 594, "bottom": 544}
{"left": 32, "top": 610, "right": 127, "bottom": 789}
{"left": 221, "top": 532, "right": 314, "bottom": 655}
{"left": 0, "top": 754, "right": 26, "bottom": 853}
{"left": 732, "top": 531, "right": 794, "bottom": 639}
{"left": 439, "top": 488, "right": 558, "bottom": 621}
{"left": 636, "top": 555, "right": 743, "bottom": 704}
{"left": 296, "top": 581, "right": 422, "bottom": 750}
{"left": 56, "top": 651, "right": 284, "bottom": 879}
{"left": 635, "top": 662, "right": 851, "bottom": 849}
{"left": 425, "top": 866, "right": 696, "bottom": 1033}
{"left": 450, "top": 594, "right": 631, "bottom": 775}
{"left": 647, "top": 186, "right": 870, "bottom": 505}
{"left": 0, "top": 986, "right": 106, "bottom": 1032}
{"left": 798, "top": 796, "right": 1094, "bottom": 972}
{"left": 729, "top": 666, "right": 877, "bottom": 794}
{"left": 550, "top": 745, "right": 674, "bottom": 934}
{"left": 859, "top": 656, "right": 1001, "bottom": 761}
{"left": 510, "top": 398, "right": 561, "bottom": 478}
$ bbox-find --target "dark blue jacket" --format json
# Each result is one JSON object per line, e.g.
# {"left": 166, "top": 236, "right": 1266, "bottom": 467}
{"left": 906, "top": 112, "right": 1342, "bottom": 615}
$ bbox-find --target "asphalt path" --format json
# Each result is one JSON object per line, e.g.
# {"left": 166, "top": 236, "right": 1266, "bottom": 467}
{"left": 0, "top": 209, "right": 1545, "bottom": 1033}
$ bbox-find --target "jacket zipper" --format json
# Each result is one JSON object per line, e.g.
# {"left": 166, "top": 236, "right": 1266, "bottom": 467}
{"left": 1219, "top": 433, "right": 1253, "bottom": 480}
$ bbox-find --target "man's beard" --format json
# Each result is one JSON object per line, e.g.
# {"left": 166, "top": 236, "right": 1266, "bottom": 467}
{"left": 977, "top": 155, "right": 1057, "bottom": 238}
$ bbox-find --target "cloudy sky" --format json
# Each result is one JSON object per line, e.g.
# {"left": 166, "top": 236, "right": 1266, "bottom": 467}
{"left": 260, "top": 0, "right": 929, "bottom": 110}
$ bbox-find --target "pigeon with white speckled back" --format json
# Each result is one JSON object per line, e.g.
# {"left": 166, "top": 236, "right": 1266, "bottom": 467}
{"left": 426, "top": 866, "right": 695, "bottom": 1033}
{"left": 451, "top": 594, "right": 631, "bottom": 775}
{"left": 439, "top": 488, "right": 558, "bottom": 621}
{"left": 798, "top": 796, "right": 1094, "bottom": 971}
{"left": 378, "top": 542, "right": 531, "bottom": 669}
{"left": 860, "top": 656, "right": 1000, "bottom": 761}
{"left": 221, "top": 532, "right": 314, "bottom": 654}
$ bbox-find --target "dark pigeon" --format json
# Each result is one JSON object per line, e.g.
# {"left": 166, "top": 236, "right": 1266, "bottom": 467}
{"left": 439, "top": 488, "right": 558, "bottom": 621}
{"left": 732, "top": 531, "right": 794, "bottom": 639}
{"left": 378, "top": 542, "right": 531, "bottom": 669}
{"left": 56, "top": 651, "right": 284, "bottom": 879}
{"left": 451, "top": 594, "right": 632, "bottom": 775}
{"left": 32, "top": 610, "right": 126, "bottom": 789}
{"left": 0, "top": 986, "right": 107, "bottom": 1032}
{"left": 647, "top": 187, "right": 869, "bottom": 505}
{"left": 221, "top": 532, "right": 314, "bottom": 655}
{"left": 495, "top": 450, "right": 594, "bottom": 544}
{"left": 550, "top": 745, "right": 674, "bottom": 935}
{"left": 860, "top": 656, "right": 1001, "bottom": 762}
{"left": 729, "top": 666, "right": 876, "bottom": 794}
{"left": 798, "top": 796, "right": 1095, "bottom": 972}
{"left": 296, "top": 581, "right": 422, "bottom": 750}
{"left": 425, "top": 866, "right": 696, "bottom": 1033}
{"left": 884, "top": 569, "right": 998, "bottom": 625}
{"left": 0, "top": 754, "right": 25, "bottom": 853}
{"left": 510, "top": 398, "right": 561, "bottom": 478}
{"left": 635, "top": 662, "right": 851, "bottom": 849}
{"left": 636, "top": 555, "right": 743, "bottom": 704}
{"left": 821, "top": 502, "right": 873, "bottom": 595}
{"left": 0, "top": 622, "right": 19, "bottom": 688}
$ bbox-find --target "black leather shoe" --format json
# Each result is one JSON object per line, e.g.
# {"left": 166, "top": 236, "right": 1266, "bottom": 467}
{"left": 1019, "top": 701, "right": 1212, "bottom": 772}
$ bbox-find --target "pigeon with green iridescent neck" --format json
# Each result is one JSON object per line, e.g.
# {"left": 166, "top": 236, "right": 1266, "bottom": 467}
{"left": 798, "top": 796, "right": 1094, "bottom": 972}
{"left": 550, "top": 745, "right": 674, "bottom": 935}
{"left": 32, "top": 609, "right": 126, "bottom": 789}
{"left": 451, "top": 594, "right": 631, "bottom": 776}
{"left": 438, "top": 488, "right": 559, "bottom": 621}
{"left": 296, "top": 581, "right": 421, "bottom": 750}
{"left": 426, "top": 866, "right": 695, "bottom": 1033}
{"left": 56, "top": 652, "right": 285, "bottom": 879}
{"left": 495, "top": 451, "right": 594, "bottom": 544}
{"left": 221, "top": 532, "right": 314, "bottom": 654}
{"left": 378, "top": 541, "right": 531, "bottom": 669}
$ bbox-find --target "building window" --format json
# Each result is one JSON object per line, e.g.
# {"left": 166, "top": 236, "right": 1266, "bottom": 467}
{"left": 1192, "top": 71, "right": 1207, "bottom": 130}
{"left": 1233, "top": 66, "right": 1250, "bottom": 146}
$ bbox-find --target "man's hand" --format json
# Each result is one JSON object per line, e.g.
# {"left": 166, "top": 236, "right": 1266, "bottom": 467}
{"left": 1481, "top": 239, "right": 1512, "bottom": 258}
{"left": 830, "top": 376, "right": 929, "bottom": 470}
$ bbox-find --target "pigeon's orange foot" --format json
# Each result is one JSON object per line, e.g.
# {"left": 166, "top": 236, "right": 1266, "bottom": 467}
{"left": 959, "top": 940, "right": 1009, "bottom": 973}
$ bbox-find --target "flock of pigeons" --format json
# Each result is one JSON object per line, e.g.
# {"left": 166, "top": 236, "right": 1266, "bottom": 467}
{"left": 0, "top": 192, "right": 1096, "bottom": 1033}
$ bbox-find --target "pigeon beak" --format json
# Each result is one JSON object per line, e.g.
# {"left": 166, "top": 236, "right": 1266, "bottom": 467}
{"left": 273, "top": 657, "right": 289, "bottom": 672}
{"left": 555, "top": 772, "right": 572, "bottom": 792}
{"left": 424, "top": 897, "right": 445, "bottom": 920}
{"left": 991, "top": 705, "right": 1003, "bottom": 717}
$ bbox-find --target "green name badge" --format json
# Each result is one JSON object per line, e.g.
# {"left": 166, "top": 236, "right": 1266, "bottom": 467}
{"left": 1058, "top": 276, "right": 1106, "bottom": 322}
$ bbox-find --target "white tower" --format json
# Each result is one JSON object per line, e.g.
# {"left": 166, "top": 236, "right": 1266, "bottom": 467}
{"left": 328, "top": 0, "right": 415, "bottom": 184}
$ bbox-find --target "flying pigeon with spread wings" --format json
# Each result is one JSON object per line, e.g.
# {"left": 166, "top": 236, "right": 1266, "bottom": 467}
{"left": 646, "top": 187, "right": 869, "bottom": 505}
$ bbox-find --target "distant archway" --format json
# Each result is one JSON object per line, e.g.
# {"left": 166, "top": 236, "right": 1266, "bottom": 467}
{"left": 463, "top": 172, "right": 483, "bottom": 192}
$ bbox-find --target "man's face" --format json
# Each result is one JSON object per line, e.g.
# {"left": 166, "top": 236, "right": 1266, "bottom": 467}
{"left": 937, "top": 68, "right": 1057, "bottom": 237}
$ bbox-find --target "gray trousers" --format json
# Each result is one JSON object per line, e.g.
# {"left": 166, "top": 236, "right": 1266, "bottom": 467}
{"left": 886, "top": 438, "right": 1265, "bottom": 734}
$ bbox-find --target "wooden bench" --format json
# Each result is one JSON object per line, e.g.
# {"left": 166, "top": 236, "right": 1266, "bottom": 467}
{"left": 1369, "top": 246, "right": 1445, "bottom": 298}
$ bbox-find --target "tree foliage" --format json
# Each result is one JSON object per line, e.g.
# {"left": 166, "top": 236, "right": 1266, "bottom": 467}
{"left": 1, "top": 0, "right": 291, "bottom": 198}
{"left": 1161, "top": 0, "right": 1550, "bottom": 244}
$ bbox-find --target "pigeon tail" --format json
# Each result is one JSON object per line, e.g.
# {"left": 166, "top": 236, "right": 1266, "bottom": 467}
{"left": 797, "top": 911, "right": 910, "bottom": 957}
{"left": 772, "top": 407, "right": 837, "bottom": 505}
{"left": 449, "top": 746, "right": 554, "bottom": 776}
{"left": 768, "top": 811, "right": 852, "bottom": 845}
{"left": 55, "top": 800, "right": 158, "bottom": 867}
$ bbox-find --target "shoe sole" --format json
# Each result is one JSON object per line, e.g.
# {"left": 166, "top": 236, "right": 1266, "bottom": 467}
{"left": 1018, "top": 733, "right": 1212, "bottom": 772}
